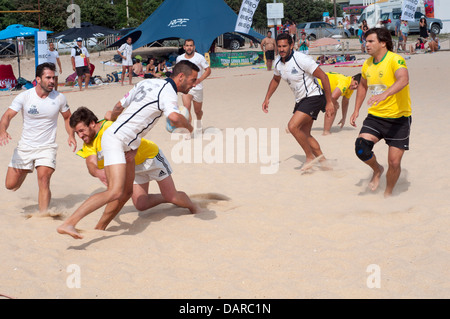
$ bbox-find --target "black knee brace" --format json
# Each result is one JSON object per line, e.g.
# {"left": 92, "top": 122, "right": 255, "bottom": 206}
{"left": 355, "top": 137, "right": 374, "bottom": 161}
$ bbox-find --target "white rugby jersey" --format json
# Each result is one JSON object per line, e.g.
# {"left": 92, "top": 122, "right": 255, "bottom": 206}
{"left": 9, "top": 87, "right": 69, "bottom": 149}
{"left": 274, "top": 51, "right": 323, "bottom": 102}
{"left": 108, "top": 78, "right": 180, "bottom": 150}
{"left": 176, "top": 52, "right": 209, "bottom": 90}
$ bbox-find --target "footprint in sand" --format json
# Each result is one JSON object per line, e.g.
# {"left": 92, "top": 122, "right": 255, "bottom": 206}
{"left": 189, "top": 193, "right": 236, "bottom": 211}
{"left": 25, "top": 208, "right": 66, "bottom": 220}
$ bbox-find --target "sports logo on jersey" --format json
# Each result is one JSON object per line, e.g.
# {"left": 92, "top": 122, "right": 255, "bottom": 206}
{"left": 291, "top": 67, "right": 298, "bottom": 75}
{"left": 28, "top": 105, "right": 39, "bottom": 115}
{"left": 97, "top": 150, "right": 104, "bottom": 162}
{"left": 398, "top": 59, "right": 406, "bottom": 66}
{"left": 158, "top": 170, "right": 166, "bottom": 177}
{"left": 378, "top": 71, "right": 384, "bottom": 78}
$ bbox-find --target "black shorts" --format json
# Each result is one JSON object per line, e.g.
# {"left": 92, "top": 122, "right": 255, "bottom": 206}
{"left": 265, "top": 50, "right": 275, "bottom": 60}
{"left": 75, "top": 66, "right": 90, "bottom": 76}
{"left": 293, "top": 95, "right": 326, "bottom": 120}
{"left": 360, "top": 114, "right": 412, "bottom": 150}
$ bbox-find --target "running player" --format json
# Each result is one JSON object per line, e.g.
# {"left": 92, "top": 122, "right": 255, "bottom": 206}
{"left": 262, "top": 33, "right": 334, "bottom": 172}
{"left": 0, "top": 62, "right": 76, "bottom": 214}
{"left": 350, "top": 28, "right": 412, "bottom": 197}
{"left": 57, "top": 60, "right": 199, "bottom": 239}
{"left": 69, "top": 106, "right": 200, "bottom": 230}
{"left": 176, "top": 39, "right": 211, "bottom": 133}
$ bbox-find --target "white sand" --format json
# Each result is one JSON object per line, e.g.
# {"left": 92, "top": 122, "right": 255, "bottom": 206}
{"left": 0, "top": 42, "right": 449, "bottom": 299}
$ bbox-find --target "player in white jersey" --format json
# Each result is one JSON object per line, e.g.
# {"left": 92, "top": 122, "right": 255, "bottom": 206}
{"left": 176, "top": 39, "right": 211, "bottom": 132}
{"left": 262, "top": 33, "right": 334, "bottom": 172}
{"left": 57, "top": 60, "right": 199, "bottom": 239}
{"left": 0, "top": 62, "right": 76, "bottom": 214}
{"left": 46, "top": 42, "right": 62, "bottom": 91}
{"left": 117, "top": 36, "right": 133, "bottom": 86}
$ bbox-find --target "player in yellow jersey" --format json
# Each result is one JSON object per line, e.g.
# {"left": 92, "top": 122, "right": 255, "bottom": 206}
{"left": 317, "top": 72, "right": 361, "bottom": 135}
{"left": 350, "top": 28, "right": 412, "bottom": 197}
{"left": 62, "top": 107, "right": 200, "bottom": 232}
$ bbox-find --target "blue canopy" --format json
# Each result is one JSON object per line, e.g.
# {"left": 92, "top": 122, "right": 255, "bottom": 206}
{"left": 0, "top": 24, "right": 52, "bottom": 40}
{"left": 110, "top": 0, "right": 264, "bottom": 54}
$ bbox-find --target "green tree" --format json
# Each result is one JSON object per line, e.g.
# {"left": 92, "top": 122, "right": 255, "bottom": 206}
{"left": 75, "top": 0, "right": 118, "bottom": 30}
{"left": 283, "top": 0, "right": 341, "bottom": 23}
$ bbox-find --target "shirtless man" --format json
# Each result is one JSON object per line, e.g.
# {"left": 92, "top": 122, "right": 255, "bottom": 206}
{"left": 261, "top": 31, "right": 276, "bottom": 71}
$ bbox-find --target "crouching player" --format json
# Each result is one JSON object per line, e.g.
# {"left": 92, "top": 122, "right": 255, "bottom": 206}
{"left": 70, "top": 106, "right": 201, "bottom": 230}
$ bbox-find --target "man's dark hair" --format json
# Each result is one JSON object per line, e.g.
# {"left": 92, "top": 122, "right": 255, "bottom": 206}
{"left": 70, "top": 106, "right": 99, "bottom": 128}
{"left": 364, "top": 27, "right": 393, "bottom": 52}
{"left": 184, "top": 39, "right": 195, "bottom": 45}
{"left": 171, "top": 60, "right": 200, "bottom": 78}
{"left": 352, "top": 73, "right": 362, "bottom": 83}
{"left": 36, "top": 62, "right": 56, "bottom": 78}
{"left": 276, "top": 32, "right": 293, "bottom": 45}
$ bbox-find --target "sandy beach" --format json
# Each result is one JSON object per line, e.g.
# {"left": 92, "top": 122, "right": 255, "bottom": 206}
{"left": 1, "top": 39, "right": 449, "bottom": 299}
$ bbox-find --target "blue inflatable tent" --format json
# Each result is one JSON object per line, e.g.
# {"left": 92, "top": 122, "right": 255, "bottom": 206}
{"left": 110, "top": 0, "right": 264, "bottom": 54}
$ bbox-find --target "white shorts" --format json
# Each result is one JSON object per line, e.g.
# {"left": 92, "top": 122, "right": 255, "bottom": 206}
{"left": 101, "top": 128, "right": 132, "bottom": 166}
{"left": 8, "top": 145, "right": 57, "bottom": 171}
{"left": 122, "top": 59, "right": 133, "bottom": 67}
{"left": 134, "top": 150, "right": 172, "bottom": 184}
{"left": 187, "top": 87, "right": 203, "bottom": 103}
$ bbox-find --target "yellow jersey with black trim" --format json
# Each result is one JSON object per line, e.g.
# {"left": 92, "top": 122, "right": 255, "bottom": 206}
{"left": 362, "top": 51, "right": 411, "bottom": 118}
{"left": 76, "top": 120, "right": 159, "bottom": 169}
{"left": 318, "top": 72, "right": 355, "bottom": 99}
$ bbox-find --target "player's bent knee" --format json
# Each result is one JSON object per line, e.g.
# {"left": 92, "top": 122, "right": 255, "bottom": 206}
{"left": 355, "top": 137, "right": 374, "bottom": 161}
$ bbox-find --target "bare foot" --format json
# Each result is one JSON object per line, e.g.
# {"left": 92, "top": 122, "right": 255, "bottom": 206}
{"left": 57, "top": 225, "right": 84, "bottom": 239}
{"left": 190, "top": 202, "right": 203, "bottom": 214}
{"left": 368, "top": 165, "right": 384, "bottom": 191}
{"left": 322, "top": 131, "right": 331, "bottom": 136}
{"left": 300, "top": 155, "right": 324, "bottom": 173}
{"left": 319, "top": 157, "right": 333, "bottom": 171}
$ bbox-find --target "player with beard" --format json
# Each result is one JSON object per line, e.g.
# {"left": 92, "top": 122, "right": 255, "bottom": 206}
{"left": 262, "top": 33, "right": 334, "bottom": 172}
{"left": 58, "top": 60, "right": 199, "bottom": 239}
{"left": 0, "top": 62, "right": 76, "bottom": 214}
{"left": 176, "top": 39, "right": 211, "bottom": 134}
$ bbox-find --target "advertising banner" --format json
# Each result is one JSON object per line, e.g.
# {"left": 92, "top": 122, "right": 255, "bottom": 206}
{"left": 209, "top": 51, "right": 265, "bottom": 68}
{"left": 235, "top": 0, "right": 260, "bottom": 33}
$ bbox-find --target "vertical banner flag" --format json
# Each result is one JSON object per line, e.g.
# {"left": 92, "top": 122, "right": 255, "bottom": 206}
{"left": 424, "top": 0, "right": 434, "bottom": 18}
{"left": 35, "top": 31, "right": 48, "bottom": 69}
{"left": 235, "top": 0, "right": 260, "bottom": 33}
{"left": 401, "top": 0, "right": 419, "bottom": 21}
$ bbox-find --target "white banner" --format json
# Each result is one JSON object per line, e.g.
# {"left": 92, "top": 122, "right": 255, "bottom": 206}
{"left": 35, "top": 31, "right": 48, "bottom": 69}
{"left": 401, "top": 0, "right": 419, "bottom": 21}
{"left": 235, "top": 0, "right": 260, "bottom": 34}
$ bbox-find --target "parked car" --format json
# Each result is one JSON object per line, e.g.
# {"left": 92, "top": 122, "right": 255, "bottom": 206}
{"left": 0, "top": 41, "right": 16, "bottom": 56}
{"left": 222, "top": 32, "right": 246, "bottom": 50}
{"left": 297, "top": 21, "right": 351, "bottom": 40}
{"left": 53, "top": 38, "right": 99, "bottom": 54}
{"left": 381, "top": 10, "right": 443, "bottom": 35}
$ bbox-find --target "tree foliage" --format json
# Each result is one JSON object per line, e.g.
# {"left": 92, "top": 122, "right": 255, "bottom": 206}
{"left": 0, "top": 0, "right": 342, "bottom": 33}
{"left": 224, "top": 0, "right": 342, "bottom": 28}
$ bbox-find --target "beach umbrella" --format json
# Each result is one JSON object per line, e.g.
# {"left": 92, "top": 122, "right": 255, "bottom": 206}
{"left": 0, "top": 24, "right": 53, "bottom": 40}
{"left": 0, "top": 24, "right": 53, "bottom": 79}
{"left": 49, "top": 22, "right": 117, "bottom": 41}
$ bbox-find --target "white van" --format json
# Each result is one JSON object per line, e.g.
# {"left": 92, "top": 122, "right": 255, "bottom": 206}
{"left": 358, "top": 0, "right": 425, "bottom": 28}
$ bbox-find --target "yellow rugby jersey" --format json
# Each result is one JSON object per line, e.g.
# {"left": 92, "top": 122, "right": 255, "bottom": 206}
{"left": 362, "top": 51, "right": 411, "bottom": 118}
{"left": 318, "top": 72, "right": 355, "bottom": 99}
{"left": 76, "top": 120, "right": 159, "bottom": 169}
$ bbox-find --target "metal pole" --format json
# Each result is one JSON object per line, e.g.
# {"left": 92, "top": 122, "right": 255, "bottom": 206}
{"left": 126, "top": 0, "right": 130, "bottom": 27}
{"left": 334, "top": 0, "right": 337, "bottom": 26}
